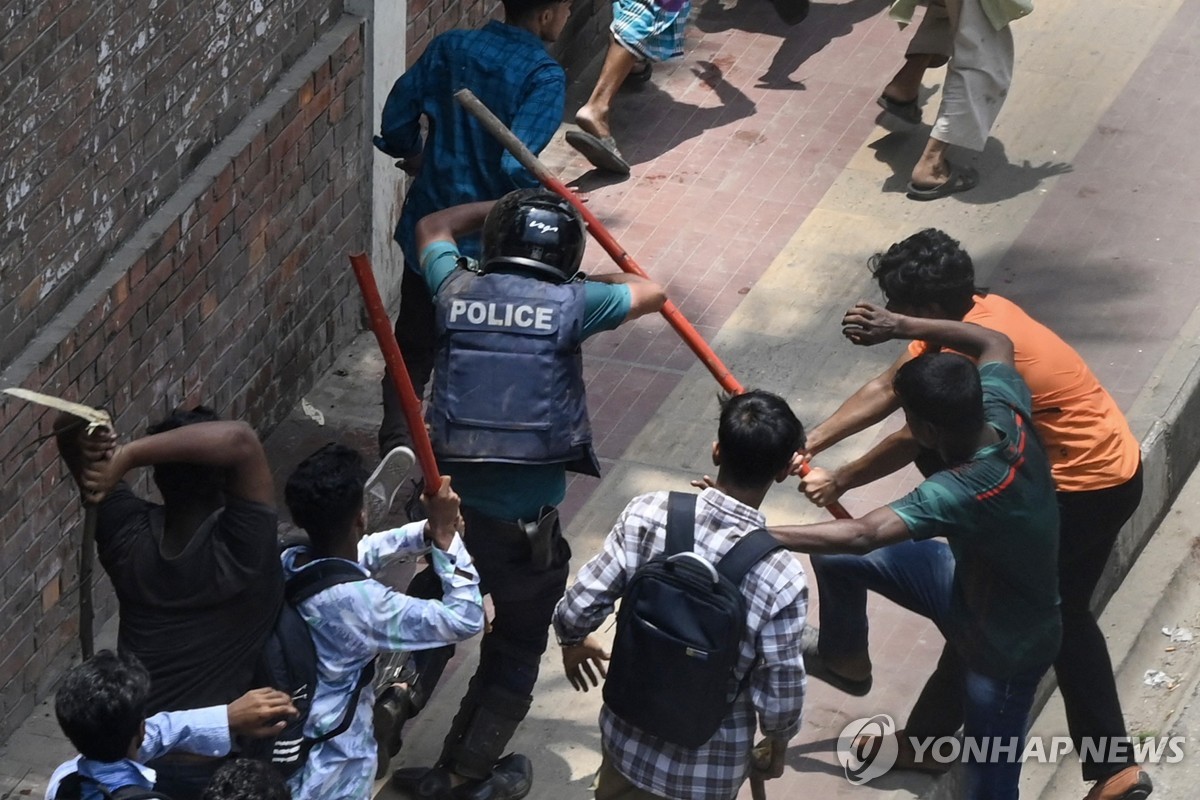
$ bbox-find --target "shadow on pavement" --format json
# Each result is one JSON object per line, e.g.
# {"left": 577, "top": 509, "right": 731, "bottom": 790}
{"left": 695, "top": 0, "right": 889, "bottom": 89}
{"left": 868, "top": 128, "right": 1073, "bottom": 203}
{"left": 616, "top": 61, "right": 757, "bottom": 167}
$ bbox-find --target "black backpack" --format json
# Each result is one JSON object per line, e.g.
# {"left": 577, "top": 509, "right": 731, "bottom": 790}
{"left": 243, "top": 558, "right": 376, "bottom": 778}
{"left": 54, "top": 773, "right": 172, "bottom": 799}
{"left": 602, "top": 492, "right": 783, "bottom": 747}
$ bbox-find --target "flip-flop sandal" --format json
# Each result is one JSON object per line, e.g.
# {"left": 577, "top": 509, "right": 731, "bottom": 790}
{"left": 364, "top": 445, "right": 416, "bottom": 528}
{"left": 876, "top": 94, "right": 921, "bottom": 125}
{"left": 906, "top": 163, "right": 979, "bottom": 201}
{"left": 801, "top": 626, "right": 873, "bottom": 696}
{"left": 565, "top": 130, "right": 631, "bottom": 175}
{"left": 770, "top": 0, "right": 810, "bottom": 25}
{"left": 622, "top": 60, "right": 653, "bottom": 90}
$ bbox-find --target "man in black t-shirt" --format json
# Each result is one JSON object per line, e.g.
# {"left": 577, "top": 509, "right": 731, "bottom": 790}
{"left": 57, "top": 407, "right": 283, "bottom": 800}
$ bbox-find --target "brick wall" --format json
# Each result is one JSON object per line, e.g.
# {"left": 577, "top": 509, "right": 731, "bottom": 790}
{"left": 0, "top": 0, "right": 347, "bottom": 367}
{"left": 0, "top": 4, "right": 368, "bottom": 740}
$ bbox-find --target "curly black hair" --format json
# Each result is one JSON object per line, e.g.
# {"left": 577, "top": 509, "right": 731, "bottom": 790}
{"left": 284, "top": 443, "right": 367, "bottom": 547}
{"left": 869, "top": 229, "right": 981, "bottom": 319}
{"left": 202, "top": 758, "right": 291, "bottom": 800}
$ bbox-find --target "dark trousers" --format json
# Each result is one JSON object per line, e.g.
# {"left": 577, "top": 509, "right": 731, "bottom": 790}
{"left": 812, "top": 539, "right": 1049, "bottom": 800}
{"left": 379, "top": 266, "right": 436, "bottom": 456}
{"left": 460, "top": 505, "right": 572, "bottom": 696}
{"left": 907, "top": 463, "right": 1145, "bottom": 782}
{"left": 407, "top": 504, "right": 571, "bottom": 777}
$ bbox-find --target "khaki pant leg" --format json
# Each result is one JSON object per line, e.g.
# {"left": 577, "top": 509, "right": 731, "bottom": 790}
{"left": 931, "top": 0, "right": 1015, "bottom": 151}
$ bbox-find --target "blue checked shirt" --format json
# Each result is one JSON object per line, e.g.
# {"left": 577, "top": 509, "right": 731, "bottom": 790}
{"left": 283, "top": 522, "right": 484, "bottom": 800}
{"left": 46, "top": 705, "right": 229, "bottom": 799}
{"left": 375, "top": 21, "right": 566, "bottom": 270}
{"left": 553, "top": 489, "right": 807, "bottom": 800}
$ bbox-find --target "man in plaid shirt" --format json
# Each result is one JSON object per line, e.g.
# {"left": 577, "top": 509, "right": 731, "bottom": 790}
{"left": 553, "top": 391, "right": 808, "bottom": 800}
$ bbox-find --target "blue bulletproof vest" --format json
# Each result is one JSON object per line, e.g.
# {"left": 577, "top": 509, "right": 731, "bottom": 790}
{"left": 428, "top": 269, "right": 600, "bottom": 477}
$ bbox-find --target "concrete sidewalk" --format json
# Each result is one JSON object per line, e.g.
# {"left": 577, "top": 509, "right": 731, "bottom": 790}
{"left": 3, "top": 0, "right": 1200, "bottom": 797}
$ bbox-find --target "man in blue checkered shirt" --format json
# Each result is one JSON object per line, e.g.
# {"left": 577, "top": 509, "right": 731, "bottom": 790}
{"left": 553, "top": 391, "right": 808, "bottom": 800}
{"left": 374, "top": 0, "right": 571, "bottom": 461}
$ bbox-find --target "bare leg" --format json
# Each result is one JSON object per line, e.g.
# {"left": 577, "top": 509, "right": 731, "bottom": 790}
{"left": 883, "top": 54, "right": 934, "bottom": 104}
{"left": 576, "top": 38, "right": 638, "bottom": 140}
{"left": 911, "top": 137, "right": 951, "bottom": 187}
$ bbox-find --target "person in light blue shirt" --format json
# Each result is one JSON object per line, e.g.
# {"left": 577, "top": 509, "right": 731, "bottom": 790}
{"left": 281, "top": 444, "right": 484, "bottom": 800}
{"left": 46, "top": 651, "right": 296, "bottom": 800}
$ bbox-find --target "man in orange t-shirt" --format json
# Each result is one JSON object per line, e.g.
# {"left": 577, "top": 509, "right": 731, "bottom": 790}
{"left": 801, "top": 229, "right": 1148, "bottom": 800}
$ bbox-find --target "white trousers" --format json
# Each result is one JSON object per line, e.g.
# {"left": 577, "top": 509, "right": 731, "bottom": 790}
{"left": 906, "top": 0, "right": 1014, "bottom": 151}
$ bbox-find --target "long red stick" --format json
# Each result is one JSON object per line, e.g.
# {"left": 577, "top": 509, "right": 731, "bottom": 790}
{"left": 454, "top": 89, "right": 851, "bottom": 520}
{"left": 350, "top": 252, "right": 442, "bottom": 491}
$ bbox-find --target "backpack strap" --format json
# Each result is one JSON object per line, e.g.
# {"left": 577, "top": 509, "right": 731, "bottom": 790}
{"left": 54, "top": 773, "right": 86, "bottom": 800}
{"left": 285, "top": 558, "right": 369, "bottom": 603}
{"left": 716, "top": 528, "right": 784, "bottom": 585}
{"left": 663, "top": 491, "right": 697, "bottom": 556}
{"left": 285, "top": 558, "right": 377, "bottom": 756}
{"left": 300, "top": 655, "right": 378, "bottom": 753}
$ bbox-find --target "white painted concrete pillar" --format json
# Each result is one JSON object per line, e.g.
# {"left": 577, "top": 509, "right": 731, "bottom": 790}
{"left": 347, "top": 0, "right": 408, "bottom": 309}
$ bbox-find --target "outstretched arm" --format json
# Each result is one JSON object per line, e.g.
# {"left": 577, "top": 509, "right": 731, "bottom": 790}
{"left": 804, "top": 350, "right": 911, "bottom": 456}
{"left": 587, "top": 272, "right": 666, "bottom": 322}
{"left": 841, "top": 303, "right": 1014, "bottom": 366}
{"left": 770, "top": 505, "right": 910, "bottom": 555}
{"left": 80, "top": 421, "right": 273, "bottom": 506}
{"left": 801, "top": 428, "right": 921, "bottom": 508}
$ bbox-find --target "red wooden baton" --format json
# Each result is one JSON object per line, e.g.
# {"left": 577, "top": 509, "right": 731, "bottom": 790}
{"left": 349, "top": 252, "right": 443, "bottom": 493}
{"left": 453, "top": 89, "right": 851, "bottom": 520}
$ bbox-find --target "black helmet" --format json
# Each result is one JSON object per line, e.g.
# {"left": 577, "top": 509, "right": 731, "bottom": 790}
{"left": 481, "top": 189, "right": 586, "bottom": 282}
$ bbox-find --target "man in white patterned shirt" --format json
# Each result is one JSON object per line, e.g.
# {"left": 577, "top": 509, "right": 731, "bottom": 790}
{"left": 552, "top": 390, "right": 808, "bottom": 800}
{"left": 282, "top": 444, "right": 485, "bottom": 800}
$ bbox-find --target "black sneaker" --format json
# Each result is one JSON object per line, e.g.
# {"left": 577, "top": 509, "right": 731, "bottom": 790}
{"left": 453, "top": 754, "right": 533, "bottom": 800}
{"left": 391, "top": 765, "right": 454, "bottom": 800}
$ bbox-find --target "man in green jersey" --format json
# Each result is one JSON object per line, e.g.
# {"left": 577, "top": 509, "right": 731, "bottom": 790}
{"left": 771, "top": 303, "right": 1060, "bottom": 800}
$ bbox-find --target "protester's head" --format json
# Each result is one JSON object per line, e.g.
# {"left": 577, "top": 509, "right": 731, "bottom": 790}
{"left": 202, "top": 758, "right": 291, "bottom": 800}
{"left": 503, "top": 0, "right": 572, "bottom": 41}
{"left": 893, "top": 353, "right": 984, "bottom": 463}
{"left": 55, "top": 650, "right": 150, "bottom": 762}
{"left": 481, "top": 188, "right": 586, "bottom": 283}
{"left": 285, "top": 443, "right": 367, "bottom": 549}
{"left": 869, "top": 229, "right": 979, "bottom": 320}
{"left": 714, "top": 391, "right": 805, "bottom": 491}
{"left": 147, "top": 405, "right": 224, "bottom": 501}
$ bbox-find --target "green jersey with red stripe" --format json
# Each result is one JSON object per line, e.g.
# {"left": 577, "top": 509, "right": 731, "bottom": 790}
{"left": 890, "top": 361, "right": 1061, "bottom": 678}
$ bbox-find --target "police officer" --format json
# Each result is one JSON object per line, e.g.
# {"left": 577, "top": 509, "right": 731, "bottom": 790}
{"left": 391, "top": 189, "right": 666, "bottom": 800}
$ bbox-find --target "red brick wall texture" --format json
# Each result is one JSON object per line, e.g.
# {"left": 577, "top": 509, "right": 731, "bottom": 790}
{"left": 0, "top": 0, "right": 366, "bottom": 740}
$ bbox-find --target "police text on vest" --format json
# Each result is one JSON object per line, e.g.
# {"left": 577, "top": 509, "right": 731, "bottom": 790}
{"left": 448, "top": 300, "right": 555, "bottom": 330}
